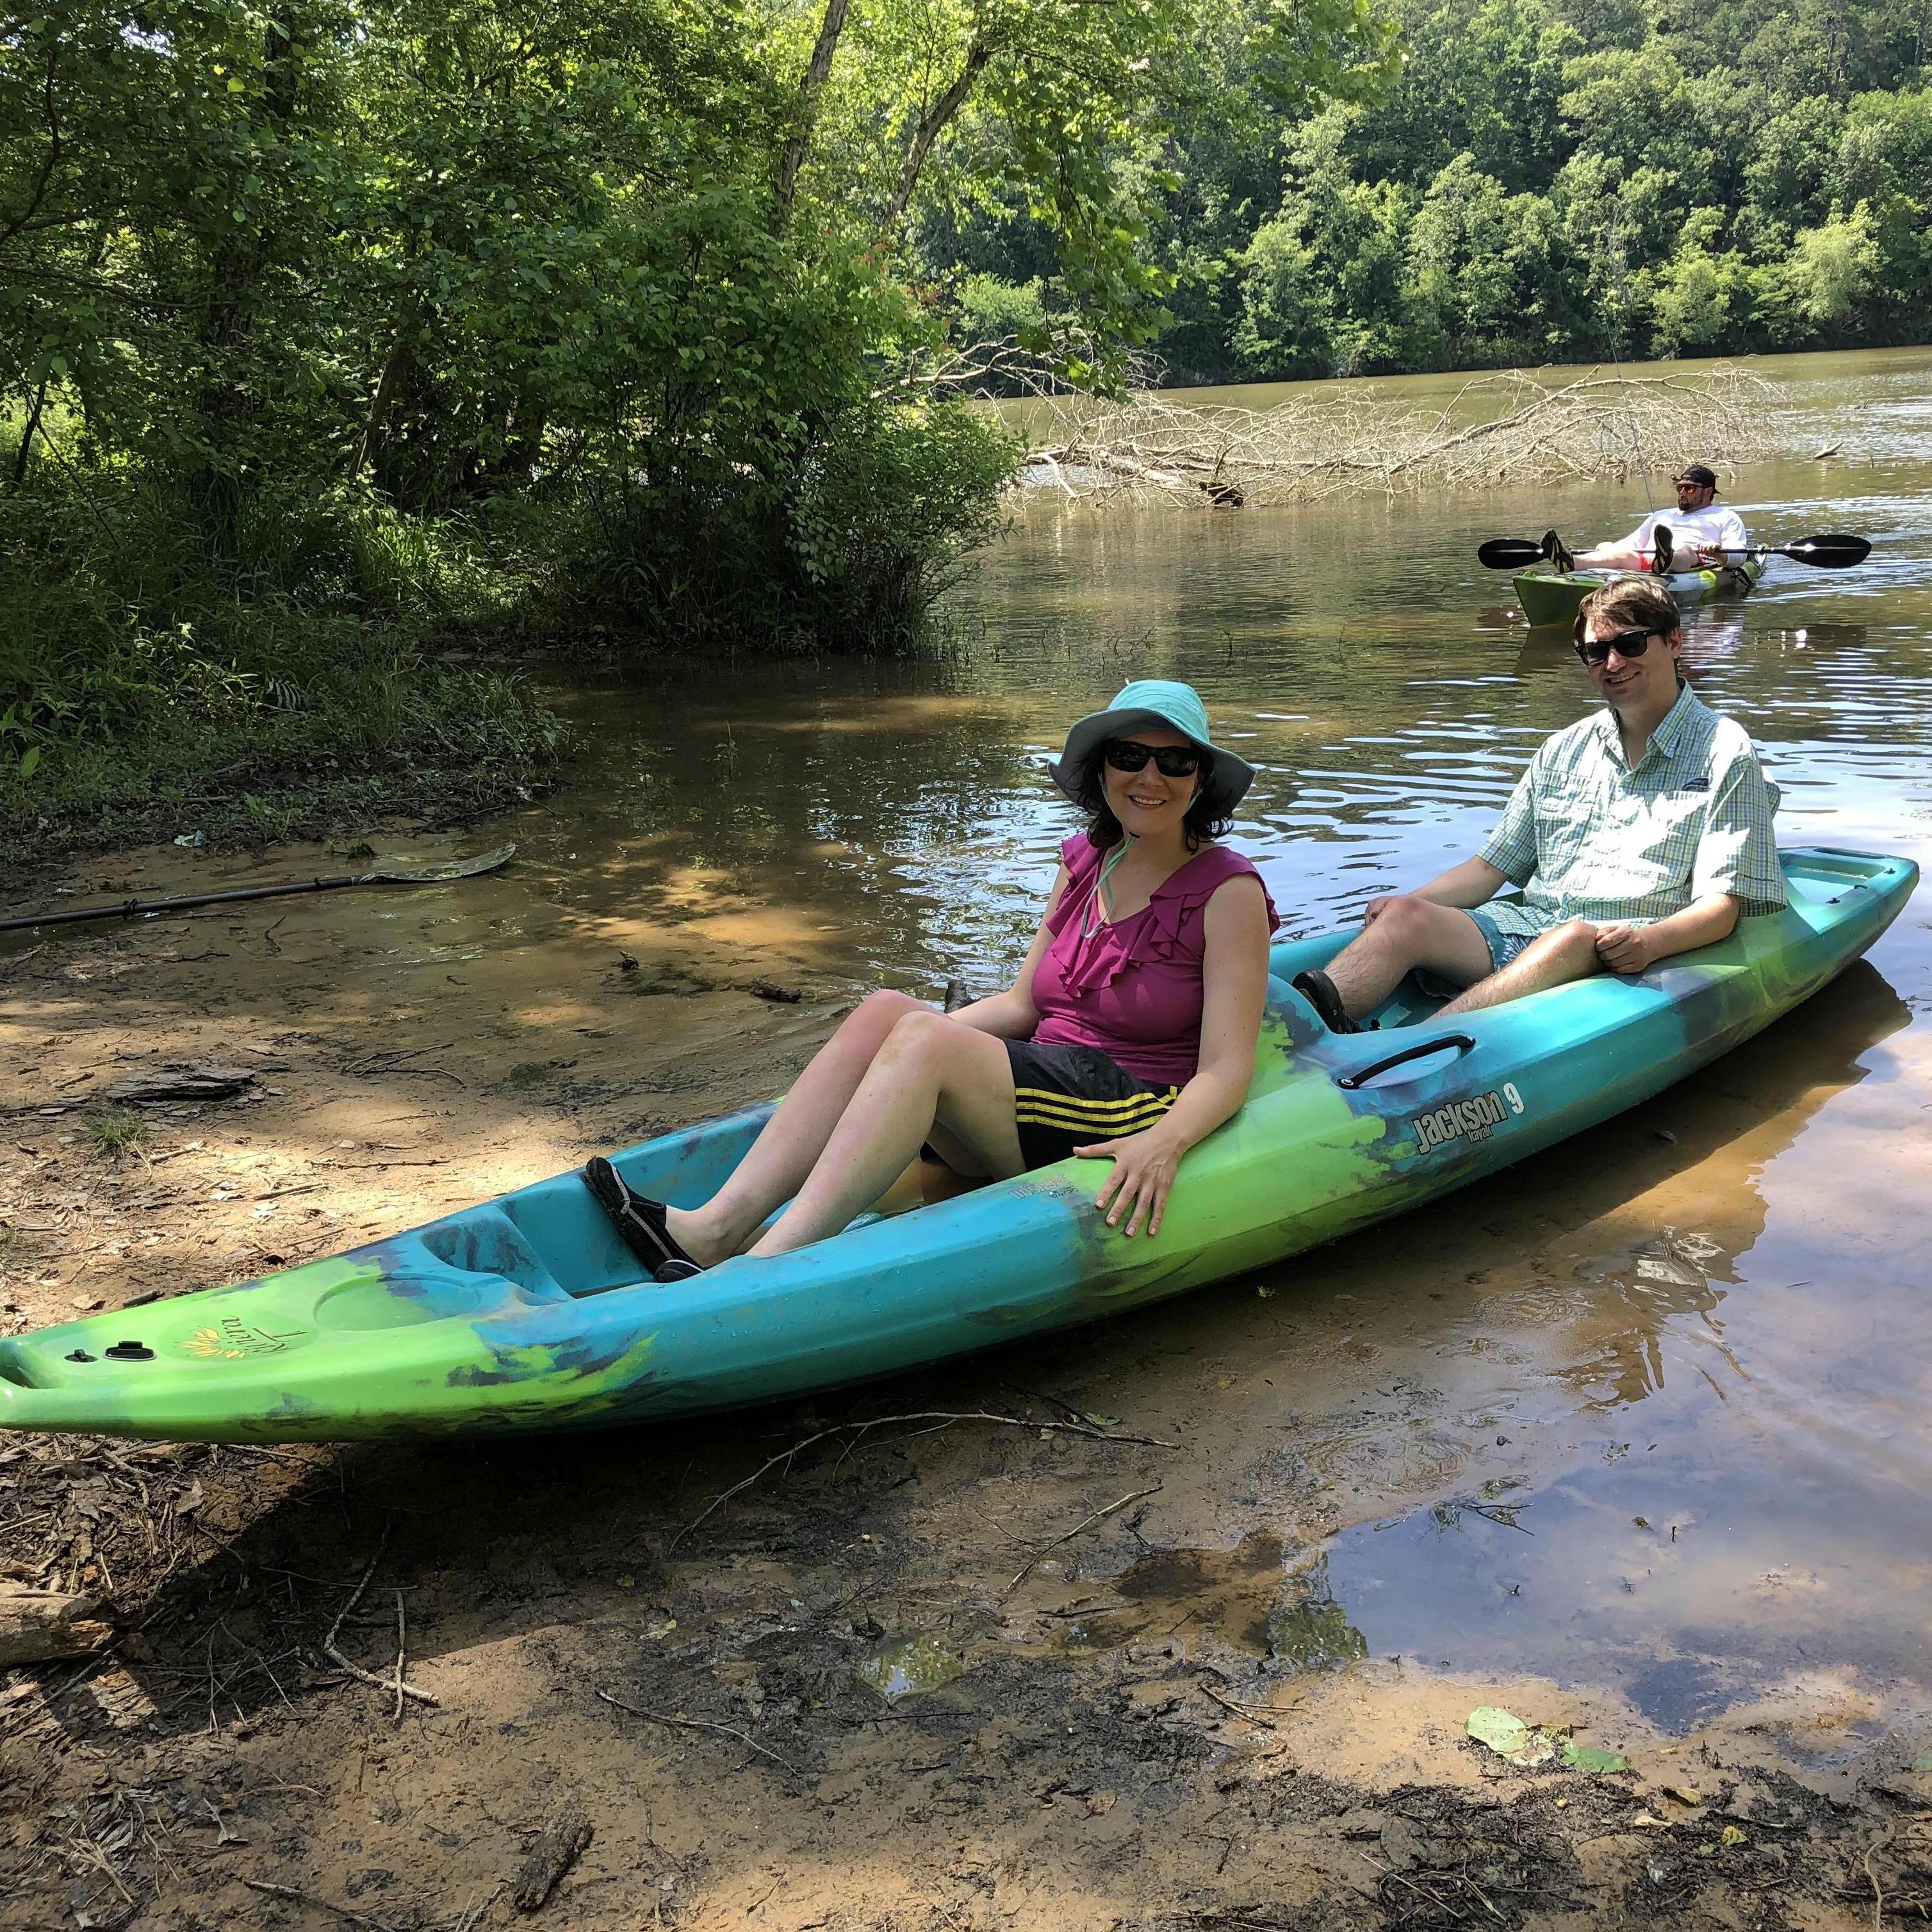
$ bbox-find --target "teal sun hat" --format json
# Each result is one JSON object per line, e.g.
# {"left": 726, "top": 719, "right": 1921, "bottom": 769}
{"left": 1051, "top": 678, "right": 1257, "bottom": 819}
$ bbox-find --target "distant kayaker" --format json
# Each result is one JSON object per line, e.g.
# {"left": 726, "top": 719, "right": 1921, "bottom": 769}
{"left": 1572, "top": 463, "right": 1748, "bottom": 574}
{"left": 583, "top": 680, "right": 1278, "bottom": 1273}
{"left": 1292, "top": 578, "right": 1784, "bottom": 1031}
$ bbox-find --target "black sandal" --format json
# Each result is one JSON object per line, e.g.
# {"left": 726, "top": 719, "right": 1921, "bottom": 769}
{"left": 582, "top": 1156, "right": 704, "bottom": 1281}
{"left": 1292, "top": 968, "right": 1363, "bottom": 1035}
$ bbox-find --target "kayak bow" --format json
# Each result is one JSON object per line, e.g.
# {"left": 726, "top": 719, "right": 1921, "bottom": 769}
{"left": 1514, "top": 554, "right": 1768, "bottom": 628}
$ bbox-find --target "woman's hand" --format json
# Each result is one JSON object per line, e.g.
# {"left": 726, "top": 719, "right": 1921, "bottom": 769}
{"left": 1074, "top": 1126, "right": 1188, "bottom": 1238}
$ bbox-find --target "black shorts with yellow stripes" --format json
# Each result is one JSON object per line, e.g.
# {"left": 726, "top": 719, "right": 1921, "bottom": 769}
{"left": 1005, "top": 1040, "right": 1180, "bottom": 1170}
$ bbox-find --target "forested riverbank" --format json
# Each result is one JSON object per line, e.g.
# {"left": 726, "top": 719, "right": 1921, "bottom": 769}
{"left": 4, "top": 0, "right": 1928, "bottom": 863}
{"left": 938, "top": 0, "right": 1932, "bottom": 383}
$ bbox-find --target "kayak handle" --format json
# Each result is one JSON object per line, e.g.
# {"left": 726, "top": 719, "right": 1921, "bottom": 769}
{"left": 1336, "top": 1035, "right": 1477, "bottom": 1091}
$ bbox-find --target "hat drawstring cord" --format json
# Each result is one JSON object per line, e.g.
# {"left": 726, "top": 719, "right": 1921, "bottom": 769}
{"left": 1081, "top": 837, "right": 1135, "bottom": 938}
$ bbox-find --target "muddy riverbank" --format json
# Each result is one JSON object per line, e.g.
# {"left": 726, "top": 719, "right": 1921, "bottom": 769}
{"left": 6, "top": 345, "right": 1932, "bottom": 1927}
{"left": 3, "top": 827, "right": 1929, "bottom": 1929}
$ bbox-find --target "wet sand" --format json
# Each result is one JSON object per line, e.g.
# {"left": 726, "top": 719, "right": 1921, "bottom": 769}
{"left": 3, "top": 826, "right": 1930, "bottom": 1930}
{"left": 6, "top": 347, "right": 1932, "bottom": 1927}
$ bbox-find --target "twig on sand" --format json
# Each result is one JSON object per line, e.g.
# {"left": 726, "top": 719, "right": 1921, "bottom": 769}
{"left": 671, "top": 1410, "right": 1179, "bottom": 1550}
{"left": 1004, "top": 1483, "right": 1163, "bottom": 1596}
{"left": 243, "top": 1878, "right": 400, "bottom": 1932}
{"left": 1197, "top": 1680, "right": 1284, "bottom": 1728}
{"left": 1865, "top": 1822, "right": 1895, "bottom": 1932}
{"left": 390, "top": 1589, "right": 407, "bottom": 1723}
{"left": 596, "top": 1687, "right": 804, "bottom": 1777}
{"left": 453, "top": 1885, "right": 506, "bottom": 1932}
{"left": 320, "top": 1533, "right": 438, "bottom": 1708}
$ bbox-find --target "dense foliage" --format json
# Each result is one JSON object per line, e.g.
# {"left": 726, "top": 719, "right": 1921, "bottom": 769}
{"left": 929, "top": 0, "right": 1932, "bottom": 381}
{"left": 0, "top": 0, "right": 1389, "bottom": 851}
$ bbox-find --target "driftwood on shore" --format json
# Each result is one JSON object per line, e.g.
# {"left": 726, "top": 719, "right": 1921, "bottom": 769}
{"left": 1016, "top": 365, "right": 1777, "bottom": 509}
{"left": 0, "top": 1581, "right": 115, "bottom": 1666}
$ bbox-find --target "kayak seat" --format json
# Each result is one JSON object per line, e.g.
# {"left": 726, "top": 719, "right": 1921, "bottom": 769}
{"left": 418, "top": 1211, "right": 573, "bottom": 1304}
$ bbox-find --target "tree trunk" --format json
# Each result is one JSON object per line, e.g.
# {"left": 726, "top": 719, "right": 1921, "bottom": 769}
{"left": 188, "top": 19, "right": 297, "bottom": 538}
{"left": 774, "top": 0, "right": 852, "bottom": 220}
{"left": 882, "top": 43, "right": 993, "bottom": 231}
{"left": 7, "top": 376, "right": 49, "bottom": 491}
{"left": 350, "top": 320, "right": 420, "bottom": 488}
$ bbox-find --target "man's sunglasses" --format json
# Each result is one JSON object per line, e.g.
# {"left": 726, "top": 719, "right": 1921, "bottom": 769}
{"left": 1102, "top": 739, "right": 1208, "bottom": 778}
{"left": 1575, "top": 626, "right": 1661, "bottom": 667}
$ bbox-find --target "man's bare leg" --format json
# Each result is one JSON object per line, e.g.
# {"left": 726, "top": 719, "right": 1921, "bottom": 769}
{"left": 1438, "top": 921, "right": 1601, "bottom": 1015}
{"left": 1322, "top": 897, "right": 1498, "bottom": 1019}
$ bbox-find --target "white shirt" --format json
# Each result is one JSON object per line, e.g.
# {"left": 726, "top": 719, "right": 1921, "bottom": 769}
{"left": 1629, "top": 503, "right": 1748, "bottom": 564}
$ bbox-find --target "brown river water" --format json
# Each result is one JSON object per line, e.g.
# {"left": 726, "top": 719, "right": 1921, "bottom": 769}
{"left": 6, "top": 345, "right": 1932, "bottom": 1928}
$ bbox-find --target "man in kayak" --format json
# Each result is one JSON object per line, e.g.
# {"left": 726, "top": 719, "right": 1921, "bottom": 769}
{"left": 583, "top": 680, "right": 1279, "bottom": 1273}
{"left": 1569, "top": 463, "right": 1748, "bottom": 574}
{"left": 1293, "top": 577, "right": 1783, "bottom": 1031}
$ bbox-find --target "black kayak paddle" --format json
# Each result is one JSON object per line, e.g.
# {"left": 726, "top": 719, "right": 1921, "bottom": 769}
{"left": 1477, "top": 532, "right": 1871, "bottom": 571}
{"left": 0, "top": 843, "right": 516, "bottom": 935}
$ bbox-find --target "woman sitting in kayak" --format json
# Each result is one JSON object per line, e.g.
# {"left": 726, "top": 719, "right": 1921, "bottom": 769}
{"left": 584, "top": 679, "right": 1279, "bottom": 1275}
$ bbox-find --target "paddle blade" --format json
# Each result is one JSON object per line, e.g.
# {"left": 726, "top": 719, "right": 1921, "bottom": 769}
{"left": 1477, "top": 537, "right": 1549, "bottom": 569}
{"left": 1783, "top": 533, "right": 1871, "bottom": 569}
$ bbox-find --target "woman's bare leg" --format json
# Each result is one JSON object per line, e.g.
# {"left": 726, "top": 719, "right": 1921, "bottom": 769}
{"left": 665, "top": 990, "right": 927, "bottom": 1265}
{"left": 748, "top": 1011, "right": 1025, "bottom": 1258}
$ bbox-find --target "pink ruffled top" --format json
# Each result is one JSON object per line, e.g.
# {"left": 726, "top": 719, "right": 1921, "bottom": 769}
{"left": 1029, "top": 835, "right": 1279, "bottom": 1088}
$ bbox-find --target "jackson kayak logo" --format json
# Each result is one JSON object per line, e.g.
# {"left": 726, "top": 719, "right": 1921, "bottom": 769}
{"left": 183, "top": 1316, "right": 310, "bottom": 1361}
{"left": 1412, "top": 1083, "right": 1525, "bottom": 1152}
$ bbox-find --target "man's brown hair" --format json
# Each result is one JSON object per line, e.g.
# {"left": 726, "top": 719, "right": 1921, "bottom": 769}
{"left": 1573, "top": 576, "right": 1682, "bottom": 648}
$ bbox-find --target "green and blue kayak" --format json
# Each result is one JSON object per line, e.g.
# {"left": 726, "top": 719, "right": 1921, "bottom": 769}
{"left": 0, "top": 847, "right": 1913, "bottom": 1444}
{"left": 1516, "top": 554, "right": 1767, "bottom": 629}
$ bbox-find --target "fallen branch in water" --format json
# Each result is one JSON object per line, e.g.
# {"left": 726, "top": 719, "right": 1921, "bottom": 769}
{"left": 671, "top": 1410, "right": 1179, "bottom": 1550}
{"left": 1015, "top": 365, "right": 1778, "bottom": 510}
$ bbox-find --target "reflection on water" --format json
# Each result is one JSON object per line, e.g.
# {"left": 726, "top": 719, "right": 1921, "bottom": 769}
{"left": 506, "top": 348, "right": 1932, "bottom": 1723}
{"left": 856, "top": 1632, "right": 967, "bottom": 1704}
{"left": 1060, "top": 1532, "right": 1370, "bottom": 1672}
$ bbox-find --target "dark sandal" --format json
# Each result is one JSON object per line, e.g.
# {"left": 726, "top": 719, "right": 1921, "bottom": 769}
{"left": 582, "top": 1156, "right": 703, "bottom": 1281}
{"left": 1292, "top": 968, "right": 1363, "bottom": 1035}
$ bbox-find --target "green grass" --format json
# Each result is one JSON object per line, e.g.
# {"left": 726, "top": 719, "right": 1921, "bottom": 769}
{"left": 0, "top": 466, "right": 569, "bottom": 869}
{"left": 85, "top": 1107, "right": 153, "bottom": 1160}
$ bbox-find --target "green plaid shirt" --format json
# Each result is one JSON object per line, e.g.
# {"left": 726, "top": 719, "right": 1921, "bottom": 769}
{"left": 1478, "top": 682, "right": 1785, "bottom": 938}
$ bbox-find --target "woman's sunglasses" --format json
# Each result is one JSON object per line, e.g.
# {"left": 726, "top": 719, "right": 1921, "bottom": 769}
{"left": 1575, "top": 626, "right": 1660, "bottom": 667}
{"left": 1102, "top": 739, "right": 1208, "bottom": 778}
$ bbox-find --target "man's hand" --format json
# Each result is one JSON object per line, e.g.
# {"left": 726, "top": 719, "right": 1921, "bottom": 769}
{"left": 1594, "top": 923, "right": 1662, "bottom": 974}
{"left": 1362, "top": 896, "right": 1402, "bottom": 926}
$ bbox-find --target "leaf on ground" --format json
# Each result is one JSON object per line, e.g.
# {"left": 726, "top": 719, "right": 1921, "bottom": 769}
{"left": 1660, "top": 1783, "right": 1701, "bottom": 1806}
{"left": 1912, "top": 1754, "right": 1932, "bottom": 1773}
{"left": 1721, "top": 1824, "right": 1748, "bottom": 1846}
{"left": 1559, "top": 1740, "right": 1630, "bottom": 1774}
{"left": 1466, "top": 1706, "right": 1555, "bottom": 1765}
